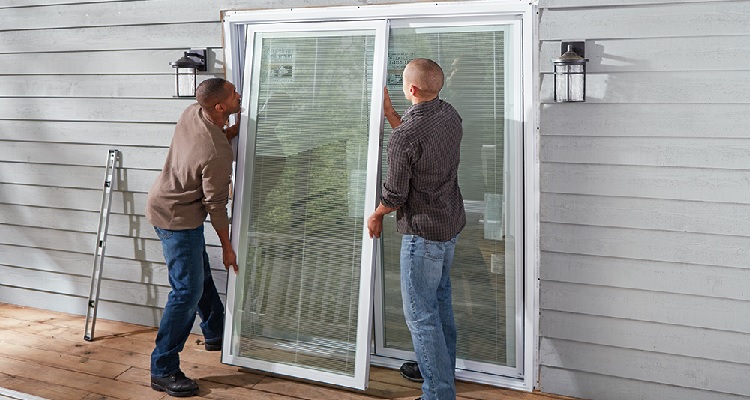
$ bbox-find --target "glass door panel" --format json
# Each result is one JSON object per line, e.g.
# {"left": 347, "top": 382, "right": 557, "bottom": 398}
{"left": 375, "top": 19, "right": 522, "bottom": 377}
{"left": 224, "top": 20, "right": 388, "bottom": 390}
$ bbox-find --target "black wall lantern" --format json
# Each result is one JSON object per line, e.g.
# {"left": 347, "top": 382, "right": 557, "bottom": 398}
{"left": 170, "top": 49, "right": 207, "bottom": 98}
{"left": 553, "top": 41, "right": 588, "bottom": 102}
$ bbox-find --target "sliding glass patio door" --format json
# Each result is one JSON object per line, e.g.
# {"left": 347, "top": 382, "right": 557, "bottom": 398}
{"left": 373, "top": 17, "right": 524, "bottom": 380}
{"left": 223, "top": 20, "right": 388, "bottom": 390}
{"left": 222, "top": 4, "right": 528, "bottom": 391}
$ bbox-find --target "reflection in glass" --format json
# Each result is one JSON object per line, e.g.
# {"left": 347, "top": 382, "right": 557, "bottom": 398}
{"left": 233, "top": 31, "right": 375, "bottom": 376}
{"left": 381, "top": 25, "right": 516, "bottom": 367}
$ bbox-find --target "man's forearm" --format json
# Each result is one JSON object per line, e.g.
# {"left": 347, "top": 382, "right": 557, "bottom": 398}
{"left": 384, "top": 109, "right": 401, "bottom": 129}
{"left": 215, "top": 226, "right": 232, "bottom": 250}
{"left": 373, "top": 202, "right": 398, "bottom": 217}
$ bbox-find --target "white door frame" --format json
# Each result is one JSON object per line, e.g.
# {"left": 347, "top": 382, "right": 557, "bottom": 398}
{"left": 222, "top": 0, "right": 539, "bottom": 392}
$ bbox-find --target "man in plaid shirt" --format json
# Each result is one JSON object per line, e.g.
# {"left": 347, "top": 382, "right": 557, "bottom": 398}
{"left": 368, "top": 58, "right": 465, "bottom": 400}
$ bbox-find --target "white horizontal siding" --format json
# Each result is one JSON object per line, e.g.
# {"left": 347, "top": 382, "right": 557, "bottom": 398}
{"left": 542, "top": 222, "right": 749, "bottom": 270}
{"left": 540, "top": 1, "right": 750, "bottom": 40}
{"left": 0, "top": 23, "right": 221, "bottom": 53}
{"left": 0, "top": 0, "right": 242, "bottom": 331}
{"left": 0, "top": 98, "right": 190, "bottom": 122}
{"left": 540, "top": 338, "right": 750, "bottom": 396}
{"left": 541, "top": 71, "right": 750, "bottom": 103}
{"left": 541, "top": 103, "right": 750, "bottom": 138}
{"left": 540, "top": 36, "right": 750, "bottom": 73}
{"left": 540, "top": 367, "right": 749, "bottom": 400}
{"left": 541, "top": 281, "right": 750, "bottom": 333}
{"left": 0, "top": 142, "right": 168, "bottom": 169}
{"left": 541, "top": 137, "right": 750, "bottom": 169}
{"left": 540, "top": 0, "right": 736, "bottom": 7}
{"left": 0, "top": 49, "right": 225, "bottom": 75}
{"left": 542, "top": 163, "right": 750, "bottom": 204}
{"left": 539, "top": 0, "right": 750, "bottom": 398}
{"left": 0, "top": 162, "right": 158, "bottom": 192}
{"left": 541, "top": 251, "right": 750, "bottom": 301}
{"left": 541, "top": 310, "right": 750, "bottom": 364}
{"left": 0, "top": 183, "right": 147, "bottom": 213}
{"left": 0, "top": 120, "right": 173, "bottom": 146}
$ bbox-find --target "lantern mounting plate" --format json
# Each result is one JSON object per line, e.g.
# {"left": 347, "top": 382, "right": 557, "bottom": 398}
{"left": 561, "top": 41, "right": 585, "bottom": 58}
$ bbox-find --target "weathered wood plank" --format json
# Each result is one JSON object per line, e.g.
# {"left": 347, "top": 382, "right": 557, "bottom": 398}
{"left": 541, "top": 193, "right": 750, "bottom": 237}
{"left": 541, "top": 222, "right": 750, "bottom": 269}
{"left": 541, "top": 251, "right": 750, "bottom": 301}
{"left": 540, "top": 71, "right": 750, "bottom": 104}
{"left": 0, "top": 141, "right": 168, "bottom": 169}
{"left": 541, "top": 103, "right": 750, "bottom": 138}
{"left": 539, "top": 367, "right": 747, "bottom": 400}
{"left": 0, "top": 352, "right": 166, "bottom": 399}
{"left": 0, "top": 161, "right": 158, "bottom": 192}
{"left": 540, "top": 2, "right": 750, "bottom": 40}
{"left": 541, "top": 310, "right": 750, "bottom": 365}
{"left": 540, "top": 281, "right": 750, "bottom": 333}
{"left": 0, "top": 49, "right": 224, "bottom": 75}
{"left": 0, "top": 372, "right": 91, "bottom": 400}
{"left": 539, "top": 35, "right": 750, "bottom": 73}
{"left": 0, "top": 339, "right": 129, "bottom": 378}
{"left": 540, "top": 338, "right": 750, "bottom": 396}
{"left": 541, "top": 137, "right": 750, "bottom": 169}
{"left": 541, "top": 163, "right": 750, "bottom": 204}
{"left": 0, "top": 120, "right": 174, "bottom": 147}
{"left": 0, "top": 98, "right": 191, "bottom": 123}
{"left": 0, "top": 22, "right": 221, "bottom": 53}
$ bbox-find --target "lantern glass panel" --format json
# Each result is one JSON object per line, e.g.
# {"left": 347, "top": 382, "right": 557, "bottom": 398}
{"left": 554, "top": 63, "right": 585, "bottom": 102}
{"left": 176, "top": 67, "right": 197, "bottom": 97}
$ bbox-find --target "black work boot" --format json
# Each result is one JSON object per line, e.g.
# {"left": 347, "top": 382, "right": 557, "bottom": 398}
{"left": 151, "top": 370, "right": 199, "bottom": 397}
{"left": 400, "top": 361, "right": 424, "bottom": 383}
{"left": 204, "top": 339, "right": 221, "bottom": 351}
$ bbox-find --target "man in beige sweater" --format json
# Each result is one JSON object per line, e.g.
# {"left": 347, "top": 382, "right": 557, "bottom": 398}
{"left": 146, "top": 78, "right": 240, "bottom": 397}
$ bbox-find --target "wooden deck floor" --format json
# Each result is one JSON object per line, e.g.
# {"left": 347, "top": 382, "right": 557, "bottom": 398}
{"left": 0, "top": 303, "right": 573, "bottom": 400}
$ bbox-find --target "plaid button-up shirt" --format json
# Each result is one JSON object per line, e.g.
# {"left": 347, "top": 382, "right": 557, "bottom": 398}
{"left": 381, "top": 97, "right": 466, "bottom": 242}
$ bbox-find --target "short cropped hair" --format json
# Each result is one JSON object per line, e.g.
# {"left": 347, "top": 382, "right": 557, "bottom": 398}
{"left": 196, "top": 78, "right": 230, "bottom": 109}
{"left": 403, "top": 58, "right": 444, "bottom": 97}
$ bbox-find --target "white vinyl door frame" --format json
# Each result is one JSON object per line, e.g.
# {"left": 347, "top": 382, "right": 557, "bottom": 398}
{"left": 222, "top": 0, "right": 538, "bottom": 392}
{"left": 222, "top": 19, "right": 389, "bottom": 390}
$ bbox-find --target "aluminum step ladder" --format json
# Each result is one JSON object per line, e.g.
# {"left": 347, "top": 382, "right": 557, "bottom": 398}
{"left": 84, "top": 149, "right": 120, "bottom": 342}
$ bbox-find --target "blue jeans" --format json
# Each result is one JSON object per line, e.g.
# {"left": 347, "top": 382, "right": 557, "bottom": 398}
{"left": 151, "top": 225, "right": 225, "bottom": 378}
{"left": 401, "top": 234, "right": 458, "bottom": 400}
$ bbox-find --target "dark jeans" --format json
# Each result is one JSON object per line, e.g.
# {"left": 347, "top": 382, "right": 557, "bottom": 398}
{"left": 151, "top": 225, "right": 224, "bottom": 378}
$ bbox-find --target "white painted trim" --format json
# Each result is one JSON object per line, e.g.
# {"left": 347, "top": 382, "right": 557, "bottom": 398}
{"left": 524, "top": 2, "right": 540, "bottom": 391}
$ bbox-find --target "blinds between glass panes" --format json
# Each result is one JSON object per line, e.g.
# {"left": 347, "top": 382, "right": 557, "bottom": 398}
{"left": 234, "top": 31, "right": 375, "bottom": 377}
{"left": 380, "top": 25, "right": 514, "bottom": 367}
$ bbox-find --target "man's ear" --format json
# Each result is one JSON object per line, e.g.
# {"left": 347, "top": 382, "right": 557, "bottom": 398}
{"left": 214, "top": 102, "right": 226, "bottom": 113}
{"left": 409, "top": 84, "right": 419, "bottom": 97}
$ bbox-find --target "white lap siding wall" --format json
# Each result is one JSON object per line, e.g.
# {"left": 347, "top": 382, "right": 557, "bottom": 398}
{"left": 538, "top": 0, "right": 750, "bottom": 399}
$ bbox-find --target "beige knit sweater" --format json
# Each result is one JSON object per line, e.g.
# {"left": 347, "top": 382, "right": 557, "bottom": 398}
{"left": 145, "top": 103, "right": 233, "bottom": 231}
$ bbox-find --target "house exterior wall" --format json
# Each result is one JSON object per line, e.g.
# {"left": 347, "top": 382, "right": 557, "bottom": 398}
{"left": 0, "top": 0, "right": 473, "bottom": 344}
{"left": 537, "top": 0, "right": 750, "bottom": 399}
